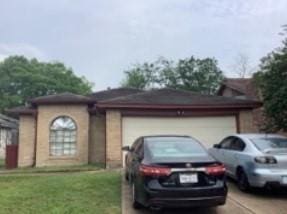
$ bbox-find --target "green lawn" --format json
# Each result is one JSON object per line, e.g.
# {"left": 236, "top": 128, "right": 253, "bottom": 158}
{"left": 0, "top": 159, "right": 4, "bottom": 169}
{"left": 0, "top": 163, "right": 104, "bottom": 174}
{"left": 0, "top": 171, "right": 121, "bottom": 214}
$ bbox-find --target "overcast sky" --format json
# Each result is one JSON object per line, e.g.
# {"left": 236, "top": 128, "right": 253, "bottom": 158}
{"left": 0, "top": 0, "right": 286, "bottom": 90}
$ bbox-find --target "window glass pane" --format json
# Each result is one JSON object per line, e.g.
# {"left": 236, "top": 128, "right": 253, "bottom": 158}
{"left": 64, "top": 137, "right": 71, "bottom": 142}
{"left": 50, "top": 116, "right": 76, "bottom": 130}
{"left": 220, "top": 137, "right": 234, "bottom": 149}
{"left": 252, "top": 137, "right": 287, "bottom": 153}
{"left": 49, "top": 116, "right": 77, "bottom": 156}
{"left": 145, "top": 137, "right": 207, "bottom": 161}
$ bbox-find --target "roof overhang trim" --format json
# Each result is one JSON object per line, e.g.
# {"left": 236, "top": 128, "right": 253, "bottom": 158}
{"left": 95, "top": 102, "right": 262, "bottom": 110}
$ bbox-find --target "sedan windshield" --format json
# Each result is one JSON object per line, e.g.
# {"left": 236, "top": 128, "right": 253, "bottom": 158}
{"left": 145, "top": 137, "right": 207, "bottom": 159}
{"left": 251, "top": 137, "right": 287, "bottom": 152}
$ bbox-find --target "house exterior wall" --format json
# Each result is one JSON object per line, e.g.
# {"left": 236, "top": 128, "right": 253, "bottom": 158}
{"left": 17, "top": 104, "right": 257, "bottom": 168}
{"left": 221, "top": 87, "right": 233, "bottom": 97}
{"left": 18, "top": 115, "right": 36, "bottom": 167}
{"left": 35, "top": 105, "right": 89, "bottom": 167}
{"left": 0, "top": 128, "right": 10, "bottom": 159}
{"left": 89, "top": 114, "right": 106, "bottom": 164}
{"left": 221, "top": 88, "right": 243, "bottom": 97}
{"left": 106, "top": 110, "right": 122, "bottom": 168}
{"left": 220, "top": 86, "right": 261, "bottom": 132}
{"left": 219, "top": 87, "right": 247, "bottom": 99}
{"left": 239, "top": 110, "right": 256, "bottom": 133}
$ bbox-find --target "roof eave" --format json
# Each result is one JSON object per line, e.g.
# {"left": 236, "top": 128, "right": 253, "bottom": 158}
{"left": 30, "top": 100, "right": 95, "bottom": 105}
{"left": 5, "top": 109, "right": 37, "bottom": 116}
{"left": 96, "top": 102, "right": 262, "bottom": 110}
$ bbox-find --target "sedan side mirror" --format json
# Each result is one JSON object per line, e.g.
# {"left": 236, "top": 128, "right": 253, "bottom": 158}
{"left": 122, "top": 146, "right": 131, "bottom": 151}
{"left": 213, "top": 144, "right": 221, "bottom": 149}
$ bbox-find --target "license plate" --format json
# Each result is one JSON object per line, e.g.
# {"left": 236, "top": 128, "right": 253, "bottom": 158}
{"left": 282, "top": 176, "right": 287, "bottom": 184}
{"left": 179, "top": 173, "right": 198, "bottom": 184}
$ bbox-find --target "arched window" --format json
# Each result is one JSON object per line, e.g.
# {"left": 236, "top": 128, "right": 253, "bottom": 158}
{"left": 49, "top": 116, "right": 77, "bottom": 156}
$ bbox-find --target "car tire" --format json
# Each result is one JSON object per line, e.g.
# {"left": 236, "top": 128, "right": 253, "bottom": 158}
{"left": 132, "top": 182, "right": 142, "bottom": 209}
{"left": 237, "top": 169, "right": 250, "bottom": 192}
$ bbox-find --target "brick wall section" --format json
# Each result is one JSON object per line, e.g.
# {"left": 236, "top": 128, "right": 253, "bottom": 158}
{"left": 18, "top": 115, "right": 36, "bottom": 167}
{"left": 35, "top": 105, "right": 89, "bottom": 167}
{"left": 252, "top": 107, "right": 264, "bottom": 132}
{"left": 239, "top": 110, "right": 256, "bottom": 133}
{"left": 106, "top": 110, "right": 122, "bottom": 168}
{"left": 89, "top": 115, "right": 106, "bottom": 164}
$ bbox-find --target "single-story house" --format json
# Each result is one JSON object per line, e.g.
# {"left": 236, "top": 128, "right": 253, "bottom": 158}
{"left": 0, "top": 114, "right": 19, "bottom": 159}
{"left": 8, "top": 88, "right": 261, "bottom": 168}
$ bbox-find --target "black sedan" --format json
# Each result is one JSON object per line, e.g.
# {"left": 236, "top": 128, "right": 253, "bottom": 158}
{"left": 123, "top": 135, "right": 227, "bottom": 211}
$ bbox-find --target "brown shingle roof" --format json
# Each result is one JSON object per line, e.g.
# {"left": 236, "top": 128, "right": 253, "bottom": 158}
{"left": 97, "top": 88, "right": 261, "bottom": 109}
{"left": 90, "top": 88, "right": 143, "bottom": 101}
{"left": 30, "top": 93, "right": 94, "bottom": 105}
{"left": 218, "top": 78, "right": 259, "bottom": 100}
{"left": 0, "top": 114, "right": 18, "bottom": 128}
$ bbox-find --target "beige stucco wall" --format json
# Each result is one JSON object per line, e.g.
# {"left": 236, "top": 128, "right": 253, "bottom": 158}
{"left": 239, "top": 110, "right": 256, "bottom": 133}
{"left": 35, "top": 105, "right": 89, "bottom": 167}
{"left": 106, "top": 110, "right": 122, "bottom": 168}
{"left": 89, "top": 114, "right": 106, "bottom": 164}
{"left": 18, "top": 115, "right": 36, "bottom": 167}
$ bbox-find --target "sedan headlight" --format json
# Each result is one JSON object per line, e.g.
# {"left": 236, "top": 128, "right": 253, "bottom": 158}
{"left": 254, "top": 156, "right": 277, "bottom": 164}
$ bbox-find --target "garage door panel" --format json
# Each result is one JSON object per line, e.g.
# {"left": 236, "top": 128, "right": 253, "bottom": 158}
{"left": 122, "top": 116, "right": 236, "bottom": 149}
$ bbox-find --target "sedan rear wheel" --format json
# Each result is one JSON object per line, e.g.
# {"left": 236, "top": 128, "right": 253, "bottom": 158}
{"left": 132, "top": 182, "right": 142, "bottom": 209}
{"left": 237, "top": 169, "right": 250, "bottom": 192}
{"left": 125, "top": 170, "right": 129, "bottom": 181}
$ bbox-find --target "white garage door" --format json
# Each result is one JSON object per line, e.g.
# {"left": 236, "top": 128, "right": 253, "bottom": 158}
{"left": 122, "top": 116, "right": 237, "bottom": 158}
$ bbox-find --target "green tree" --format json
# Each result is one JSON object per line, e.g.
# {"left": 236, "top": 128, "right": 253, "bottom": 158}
{"left": 175, "top": 57, "right": 223, "bottom": 94}
{"left": 121, "top": 62, "right": 158, "bottom": 89}
{"left": 121, "top": 56, "right": 224, "bottom": 95}
{"left": 0, "top": 56, "right": 93, "bottom": 112}
{"left": 255, "top": 25, "right": 287, "bottom": 131}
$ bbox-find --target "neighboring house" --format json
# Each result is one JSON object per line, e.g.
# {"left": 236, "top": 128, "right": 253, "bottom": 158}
{"left": 217, "top": 78, "right": 264, "bottom": 131}
{"left": 8, "top": 88, "right": 261, "bottom": 168}
{"left": 0, "top": 114, "right": 19, "bottom": 159}
{"left": 217, "top": 78, "right": 259, "bottom": 100}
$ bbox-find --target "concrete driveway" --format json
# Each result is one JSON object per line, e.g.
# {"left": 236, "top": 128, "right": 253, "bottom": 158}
{"left": 122, "top": 177, "right": 287, "bottom": 214}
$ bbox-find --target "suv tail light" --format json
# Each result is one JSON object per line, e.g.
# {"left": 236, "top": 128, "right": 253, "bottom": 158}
{"left": 139, "top": 164, "right": 171, "bottom": 177}
{"left": 205, "top": 164, "right": 226, "bottom": 176}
